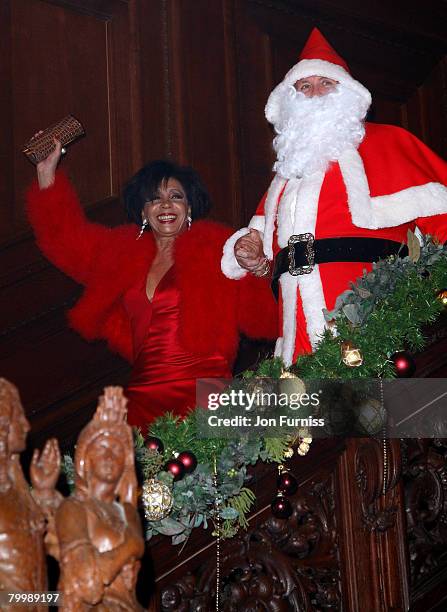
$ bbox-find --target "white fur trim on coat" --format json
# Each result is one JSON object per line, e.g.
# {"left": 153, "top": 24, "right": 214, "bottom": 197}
{"left": 272, "top": 169, "right": 328, "bottom": 362}
{"left": 221, "top": 228, "right": 251, "bottom": 279}
{"left": 297, "top": 267, "right": 329, "bottom": 349}
{"left": 276, "top": 273, "right": 298, "bottom": 367}
{"left": 274, "top": 336, "right": 284, "bottom": 360}
{"left": 292, "top": 170, "right": 328, "bottom": 351}
{"left": 339, "top": 148, "right": 447, "bottom": 229}
{"left": 266, "top": 59, "right": 371, "bottom": 126}
{"left": 277, "top": 172, "right": 325, "bottom": 247}
{"left": 262, "top": 175, "right": 286, "bottom": 259}
{"left": 277, "top": 179, "right": 299, "bottom": 248}
{"left": 248, "top": 215, "right": 265, "bottom": 233}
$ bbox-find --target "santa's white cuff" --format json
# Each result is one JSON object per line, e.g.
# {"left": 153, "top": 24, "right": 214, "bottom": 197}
{"left": 221, "top": 228, "right": 251, "bottom": 279}
{"left": 248, "top": 215, "right": 265, "bottom": 233}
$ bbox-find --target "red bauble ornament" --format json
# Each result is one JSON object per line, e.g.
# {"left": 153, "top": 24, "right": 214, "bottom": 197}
{"left": 391, "top": 351, "right": 416, "bottom": 378}
{"left": 165, "top": 459, "right": 185, "bottom": 481}
{"left": 177, "top": 451, "right": 197, "bottom": 474}
{"left": 145, "top": 436, "right": 164, "bottom": 453}
{"left": 276, "top": 472, "right": 298, "bottom": 496}
{"left": 270, "top": 494, "right": 293, "bottom": 519}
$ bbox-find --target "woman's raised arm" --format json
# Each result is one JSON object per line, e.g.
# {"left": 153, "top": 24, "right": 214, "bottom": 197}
{"left": 26, "top": 138, "right": 111, "bottom": 285}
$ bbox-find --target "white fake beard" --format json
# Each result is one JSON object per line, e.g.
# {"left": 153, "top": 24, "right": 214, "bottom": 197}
{"left": 271, "top": 84, "right": 367, "bottom": 179}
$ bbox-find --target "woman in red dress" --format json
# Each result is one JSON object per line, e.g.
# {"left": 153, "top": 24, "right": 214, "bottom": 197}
{"left": 26, "top": 142, "right": 277, "bottom": 430}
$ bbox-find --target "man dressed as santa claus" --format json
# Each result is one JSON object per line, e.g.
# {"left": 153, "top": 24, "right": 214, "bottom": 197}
{"left": 221, "top": 28, "right": 447, "bottom": 367}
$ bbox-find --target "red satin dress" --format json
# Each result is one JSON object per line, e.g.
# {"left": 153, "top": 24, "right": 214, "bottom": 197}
{"left": 123, "top": 266, "right": 232, "bottom": 431}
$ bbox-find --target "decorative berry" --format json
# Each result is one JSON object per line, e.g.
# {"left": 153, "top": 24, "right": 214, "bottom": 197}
{"left": 145, "top": 436, "right": 164, "bottom": 453}
{"left": 164, "top": 459, "right": 185, "bottom": 481}
{"left": 177, "top": 451, "right": 197, "bottom": 474}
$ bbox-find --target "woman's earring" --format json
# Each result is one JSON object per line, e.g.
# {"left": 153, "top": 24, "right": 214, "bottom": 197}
{"left": 187, "top": 213, "right": 192, "bottom": 231}
{"left": 137, "top": 218, "right": 149, "bottom": 240}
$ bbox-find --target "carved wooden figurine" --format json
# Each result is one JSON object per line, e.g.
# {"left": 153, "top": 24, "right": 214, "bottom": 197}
{"left": 0, "top": 378, "right": 61, "bottom": 611}
{"left": 55, "top": 386, "right": 145, "bottom": 611}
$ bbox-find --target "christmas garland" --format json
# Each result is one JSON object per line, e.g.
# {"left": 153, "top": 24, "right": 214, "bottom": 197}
{"left": 135, "top": 407, "right": 297, "bottom": 544}
{"left": 62, "top": 236, "right": 447, "bottom": 546}
{"left": 289, "top": 234, "right": 447, "bottom": 378}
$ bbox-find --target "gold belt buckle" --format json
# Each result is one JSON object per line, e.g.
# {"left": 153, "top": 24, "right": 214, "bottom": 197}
{"left": 288, "top": 233, "right": 315, "bottom": 275}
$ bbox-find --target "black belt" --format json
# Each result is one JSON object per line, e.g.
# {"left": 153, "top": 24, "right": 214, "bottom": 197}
{"left": 271, "top": 233, "right": 408, "bottom": 300}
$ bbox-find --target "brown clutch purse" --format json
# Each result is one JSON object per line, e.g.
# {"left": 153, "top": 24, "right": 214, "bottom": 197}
{"left": 22, "top": 115, "right": 85, "bottom": 164}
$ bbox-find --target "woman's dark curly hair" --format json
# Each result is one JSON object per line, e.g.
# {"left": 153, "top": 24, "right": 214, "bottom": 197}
{"left": 123, "top": 160, "right": 212, "bottom": 226}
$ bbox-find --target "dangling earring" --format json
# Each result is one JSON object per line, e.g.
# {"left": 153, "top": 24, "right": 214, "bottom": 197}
{"left": 137, "top": 218, "right": 148, "bottom": 240}
{"left": 187, "top": 211, "right": 192, "bottom": 231}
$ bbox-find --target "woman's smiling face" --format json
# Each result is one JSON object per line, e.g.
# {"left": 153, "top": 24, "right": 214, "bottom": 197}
{"left": 142, "top": 177, "right": 190, "bottom": 239}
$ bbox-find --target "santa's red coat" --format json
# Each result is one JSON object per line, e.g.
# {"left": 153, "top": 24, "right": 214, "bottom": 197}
{"left": 26, "top": 173, "right": 278, "bottom": 365}
{"left": 222, "top": 123, "right": 447, "bottom": 365}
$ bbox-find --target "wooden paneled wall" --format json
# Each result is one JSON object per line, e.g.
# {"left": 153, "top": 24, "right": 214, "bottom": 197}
{"left": 0, "top": 0, "right": 140, "bottom": 448}
{"left": 1, "top": 0, "right": 447, "bottom": 453}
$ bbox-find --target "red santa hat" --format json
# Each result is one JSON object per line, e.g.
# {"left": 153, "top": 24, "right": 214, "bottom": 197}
{"left": 265, "top": 28, "right": 371, "bottom": 123}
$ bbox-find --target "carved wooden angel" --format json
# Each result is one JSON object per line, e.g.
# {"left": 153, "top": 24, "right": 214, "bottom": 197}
{"left": 0, "top": 378, "right": 61, "bottom": 611}
{"left": 55, "top": 386, "right": 145, "bottom": 611}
